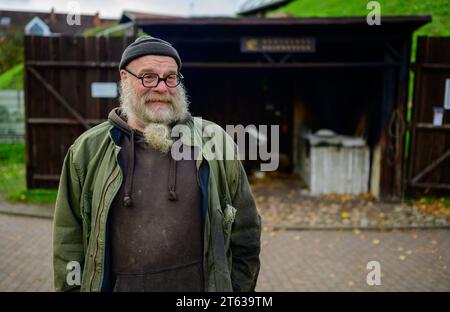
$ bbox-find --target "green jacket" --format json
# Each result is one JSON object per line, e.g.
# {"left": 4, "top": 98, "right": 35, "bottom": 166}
{"left": 53, "top": 116, "right": 261, "bottom": 292}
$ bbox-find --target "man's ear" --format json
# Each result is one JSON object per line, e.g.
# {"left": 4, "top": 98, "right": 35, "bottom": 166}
{"left": 119, "top": 70, "right": 127, "bottom": 81}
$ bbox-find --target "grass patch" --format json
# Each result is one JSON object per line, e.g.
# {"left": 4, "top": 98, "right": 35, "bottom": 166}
{"left": 0, "top": 63, "right": 23, "bottom": 90}
{"left": 0, "top": 143, "right": 57, "bottom": 205}
{"left": 0, "top": 143, "right": 25, "bottom": 163}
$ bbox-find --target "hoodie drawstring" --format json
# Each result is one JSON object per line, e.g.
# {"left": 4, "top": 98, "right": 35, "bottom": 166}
{"left": 124, "top": 129, "right": 135, "bottom": 207}
{"left": 168, "top": 156, "right": 178, "bottom": 201}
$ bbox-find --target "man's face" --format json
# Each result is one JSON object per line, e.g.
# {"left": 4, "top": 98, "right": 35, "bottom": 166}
{"left": 119, "top": 55, "right": 188, "bottom": 126}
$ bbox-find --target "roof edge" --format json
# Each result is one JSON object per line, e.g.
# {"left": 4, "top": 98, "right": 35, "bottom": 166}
{"left": 134, "top": 15, "right": 432, "bottom": 27}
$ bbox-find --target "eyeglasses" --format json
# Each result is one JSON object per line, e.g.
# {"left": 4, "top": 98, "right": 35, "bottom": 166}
{"left": 124, "top": 68, "right": 183, "bottom": 88}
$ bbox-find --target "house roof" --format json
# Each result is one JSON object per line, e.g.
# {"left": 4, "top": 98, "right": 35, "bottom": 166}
{"left": 238, "top": 0, "right": 294, "bottom": 16}
{"left": 119, "top": 10, "right": 179, "bottom": 24}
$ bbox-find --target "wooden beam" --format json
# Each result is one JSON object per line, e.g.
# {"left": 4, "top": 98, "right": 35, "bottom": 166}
{"left": 133, "top": 16, "right": 431, "bottom": 26}
{"left": 417, "top": 63, "right": 450, "bottom": 70}
{"left": 384, "top": 41, "right": 402, "bottom": 61}
{"left": 33, "top": 174, "right": 60, "bottom": 181}
{"left": 411, "top": 148, "right": 450, "bottom": 185}
{"left": 25, "top": 60, "right": 401, "bottom": 69}
{"left": 410, "top": 182, "right": 450, "bottom": 190}
{"left": 396, "top": 38, "right": 411, "bottom": 201}
{"left": 28, "top": 67, "right": 90, "bottom": 130}
{"left": 28, "top": 118, "right": 105, "bottom": 125}
{"left": 26, "top": 61, "right": 119, "bottom": 68}
{"left": 416, "top": 123, "right": 450, "bottom": 130}
{"left": 183, "top": 62, "right": 401, "bottom": 69}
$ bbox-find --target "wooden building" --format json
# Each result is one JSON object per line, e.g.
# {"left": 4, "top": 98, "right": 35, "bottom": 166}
{"left": 25, "top": 16, "right": 443, "bottom": 201}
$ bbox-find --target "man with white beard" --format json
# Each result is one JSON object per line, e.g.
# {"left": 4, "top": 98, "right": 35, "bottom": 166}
{"left": 53, "top": 36, "right": 261, "bottom": 292}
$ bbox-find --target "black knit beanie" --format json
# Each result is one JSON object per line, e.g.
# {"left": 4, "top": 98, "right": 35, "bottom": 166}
{"left": 119, "top": 35, "right": 182, "bottom": 71}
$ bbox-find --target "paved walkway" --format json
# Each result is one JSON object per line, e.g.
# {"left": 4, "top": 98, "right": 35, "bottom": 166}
{"left": 257, "top": 228, "right": 450, "bottom": 291}
{"left": 0, "top": 214, "right": 53, "bottom": 291}
{"left": 0, "top": 212, "right": 449, "bottom": 292}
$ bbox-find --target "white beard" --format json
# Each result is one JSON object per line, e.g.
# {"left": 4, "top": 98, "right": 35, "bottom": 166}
{"left": 119, "top": 79, "right": 190, "bottom": 153}
{"left": 142, "top": 123, "right": 173, "bottom": 154}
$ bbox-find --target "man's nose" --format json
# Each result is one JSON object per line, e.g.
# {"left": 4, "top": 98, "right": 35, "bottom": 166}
{"left": 151, "top": 79, "right": 169, "bottom": 93}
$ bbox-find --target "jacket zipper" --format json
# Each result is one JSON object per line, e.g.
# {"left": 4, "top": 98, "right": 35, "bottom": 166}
{"left": 87, "top": 166, "right": 120, "bottom": 291}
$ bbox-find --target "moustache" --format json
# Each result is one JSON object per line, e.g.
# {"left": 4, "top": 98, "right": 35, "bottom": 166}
{"left": 141, "top": 94, "right": 174, "bottom": 105}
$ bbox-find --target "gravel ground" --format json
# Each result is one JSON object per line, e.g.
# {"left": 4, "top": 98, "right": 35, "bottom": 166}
{"left": 250, "top": 173, "right": 450, "bottom": 229}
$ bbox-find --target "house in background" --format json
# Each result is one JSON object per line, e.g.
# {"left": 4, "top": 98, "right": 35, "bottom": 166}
{"left": 78, "top": 10, "right": 180, "bottom": 37}
{"left": 24, "top": 16, "right": 51, "bottom": 36}
{"left": 119, "top": 10, "right": 179, "bottom": 24}
{"left": 0, "top": 8, "right": 116, "bottom": 36}
{"left": 109, "top": 10, "right": 180, "bottom": 37}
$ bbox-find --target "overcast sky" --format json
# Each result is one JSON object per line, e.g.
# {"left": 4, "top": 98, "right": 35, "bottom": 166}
{"left": 0, "top": 0, "right": 250, "bottom": 18}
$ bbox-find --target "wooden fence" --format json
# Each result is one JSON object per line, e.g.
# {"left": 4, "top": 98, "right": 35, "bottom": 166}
{"left": 24, "top": 35, "right": 136, "bottom": 188}
{"left": 407, "top": 37, "right": 450, "bottom": 196}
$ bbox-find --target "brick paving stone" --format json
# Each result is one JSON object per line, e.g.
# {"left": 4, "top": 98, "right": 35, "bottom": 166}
{"left": 0, "top": 214, "right": 53, "bottom": 292}
{"left": 1, "top": 212, "right": 450, "bottom": 292}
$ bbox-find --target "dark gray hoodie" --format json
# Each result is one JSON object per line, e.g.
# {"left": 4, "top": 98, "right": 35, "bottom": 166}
{"left": 107, "top": 108, "right": 203, "bottom": 292}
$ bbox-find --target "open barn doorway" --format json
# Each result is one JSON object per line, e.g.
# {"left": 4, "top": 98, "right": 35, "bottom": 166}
{"left": 185, "top": 68, "right": 294, "bottom": 172}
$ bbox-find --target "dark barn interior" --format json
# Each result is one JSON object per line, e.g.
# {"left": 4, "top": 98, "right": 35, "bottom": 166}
{"left": 184, "top": 67, "right": 383, "bottom": 168}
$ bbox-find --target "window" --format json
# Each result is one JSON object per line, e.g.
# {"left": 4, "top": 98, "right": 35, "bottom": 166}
{"left": 0, "top": 17, "right": 11, "bottom": 26}
{"left": 29, "top": 23, "right": 44, "bottom": 36}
